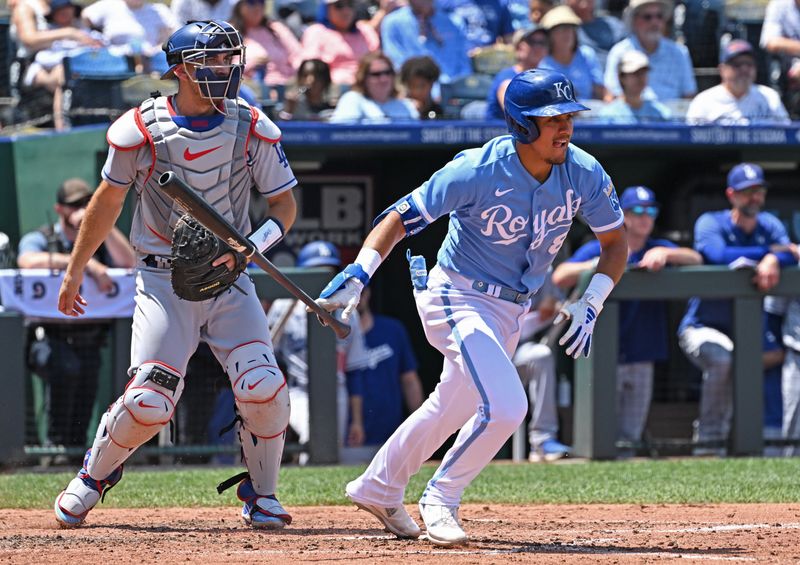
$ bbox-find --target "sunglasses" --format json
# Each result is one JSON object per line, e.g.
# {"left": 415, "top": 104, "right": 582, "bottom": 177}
{"left": 637, "top": 11, "right": 664, "bottom": 21}
{"left": 62, "top": 196, "right": 92, "bottom": 208}
{"left": 628, "top": 205, "right": 659, "bottom": 217}
{"left": 367, "top": 69, "right": 394, "bottom": 78}
{"left": 525, "top": 38, "right": 549, "bottom": 47}
{"left": 727, "top": 58, "right": 756, "bottom": 69}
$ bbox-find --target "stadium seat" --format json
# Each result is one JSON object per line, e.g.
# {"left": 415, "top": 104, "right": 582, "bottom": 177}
{"left": 440, "top": 74, "right": 494, "bottom": 119}
{"left": 62, "top": 49, "right": 136, "bottom": 126}
{"left": 470, "top": 45, "right": 515, "bottom": 76}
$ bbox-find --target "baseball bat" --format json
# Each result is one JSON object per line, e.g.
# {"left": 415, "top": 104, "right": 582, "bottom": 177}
{"left": 157, "top": 171, "right": 351, "bottom": 339}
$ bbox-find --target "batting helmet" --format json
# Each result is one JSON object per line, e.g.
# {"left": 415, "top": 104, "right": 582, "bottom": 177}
{"left": 503, "top": 69, "right": 590, "bottom": 144}
{"left": 161, "top": 20, "right": 245, "bottom": 101}
{"left": 296, "top": 241, "right": 341, "bottom": 268}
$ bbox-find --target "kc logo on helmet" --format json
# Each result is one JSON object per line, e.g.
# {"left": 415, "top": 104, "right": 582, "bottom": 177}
{"left": 553, "top": 82, "right": 574, "bottom": 101}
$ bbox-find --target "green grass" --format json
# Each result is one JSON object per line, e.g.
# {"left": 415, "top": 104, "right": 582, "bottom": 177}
{"left": 3, "top": 458, "right": 800, "bottom": 509}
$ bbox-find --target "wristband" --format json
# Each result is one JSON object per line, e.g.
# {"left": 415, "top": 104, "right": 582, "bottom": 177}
{"left": 583, "top": 272, "right": 614, "bottom": 309}
{"left": 355, "top": 247, "right": 382, "bottom": 278}
{"left": 248, "top": 217, "right": 284, "bottom": 254}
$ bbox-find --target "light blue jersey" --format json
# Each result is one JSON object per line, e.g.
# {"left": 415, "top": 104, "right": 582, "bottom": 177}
{"left": 377, "top": 135, "right": 623, "bottom": 294}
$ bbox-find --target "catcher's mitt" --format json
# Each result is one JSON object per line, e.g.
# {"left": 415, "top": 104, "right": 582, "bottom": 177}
{"left": 171, "top": 214, "right": 247, "bottom": 301}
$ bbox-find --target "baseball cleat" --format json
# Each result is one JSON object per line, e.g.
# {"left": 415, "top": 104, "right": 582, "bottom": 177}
{"left": 529, "top": 439, "right": 571, "bottom": 463}
{"left": 418, "top": 502, "right": 468, "bottom": 546}
{"left": 237, "top": 477, "right": 292, "bottom": 529}
{"left": 346, "top": 493, "right": 422, "bottom": 539}
{"left": 54, "top": 449, "right": 123, "bottom": 528}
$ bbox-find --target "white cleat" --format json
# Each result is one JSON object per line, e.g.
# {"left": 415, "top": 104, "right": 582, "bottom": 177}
{"left": 347, "top": 493, "right": 422, "bottom": 539}
{"left": 418, "top": 502, "right": 468, "bottom": 547}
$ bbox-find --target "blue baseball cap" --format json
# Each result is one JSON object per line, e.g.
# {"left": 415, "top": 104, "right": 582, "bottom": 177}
{"left": 727, "top": 163, "right": 767, "bottom": 191}
{"left": 720, "top": 39, "right": 755, "bottom": 65}
{"left": 620, "top": 186, "right": 658, "bottom": 210}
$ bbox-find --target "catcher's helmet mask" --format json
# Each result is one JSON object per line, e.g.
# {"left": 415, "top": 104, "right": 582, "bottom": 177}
{"left": 162, "top": 20, "right": 246, "bottom": 105}
{"left": 503, "top": 69, "right": 590, "bottom": 144}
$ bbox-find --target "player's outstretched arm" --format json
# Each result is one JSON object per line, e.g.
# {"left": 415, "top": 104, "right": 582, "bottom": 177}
{"left": 58, "top": 180, "right": 128, "bottom": 317}
{"left": 555, "top": 226, "right": 627, "bottom": 359}
{"left": 314, "top": 212, "right": 406, "bottom": 322}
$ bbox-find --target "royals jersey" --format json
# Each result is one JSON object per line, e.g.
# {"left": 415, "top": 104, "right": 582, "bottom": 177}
{"left": 380, "top": 135, "right": 623, "bottom": 294}
{"left": 101, "top": 96, "right": 297, "bottom": 255}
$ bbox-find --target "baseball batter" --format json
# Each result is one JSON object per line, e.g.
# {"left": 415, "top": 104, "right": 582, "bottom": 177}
{"left": 315, "top": 69, "right": 628, "bottom": 546}
{"left": 53, "top": 20, "right": 298, "bottom": 529}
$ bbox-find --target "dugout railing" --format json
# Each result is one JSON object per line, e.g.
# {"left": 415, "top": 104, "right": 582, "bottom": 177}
{"left": 567, "top": 265, "right": 800, "bottom": 460}
{"left": 1, "top": 268, "right": 338, "bottom": 466}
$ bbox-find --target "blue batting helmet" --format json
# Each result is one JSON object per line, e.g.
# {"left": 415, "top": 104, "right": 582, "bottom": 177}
{"left": 503, "top": 69, "right": 590, "bottom": 144}
{"left": 296, "top": 241, "right": 341, "bottom": 268}
{"left": 161, "top": 20, "right": 245, "bottom": 100}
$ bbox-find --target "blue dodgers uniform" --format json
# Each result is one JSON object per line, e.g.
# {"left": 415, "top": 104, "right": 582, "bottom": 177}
{"left": 568, "top": 238, "right": 677, "bottom": 363}
{"left": 349, "top": 135, "right": 623, "bottom": 509}
{"left": 347, "top": 315, "right": 419, "bottom": 446}
{"left": 381, "top": 135, "right": 624, "bottom": 295}
{"left": 679, "top": 210, "right": 794, "bottom": 335}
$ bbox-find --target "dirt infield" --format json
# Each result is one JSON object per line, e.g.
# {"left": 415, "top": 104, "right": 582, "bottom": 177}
{"left": 2, "top": 504, "right": 800, "bottom": 563}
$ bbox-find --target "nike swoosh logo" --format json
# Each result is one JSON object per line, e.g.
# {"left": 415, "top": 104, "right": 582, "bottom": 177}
{"left": 183, "top": 145, "right": 223, "bottom": 161}
{"left": 138, "top": 400, "right": 158, "bottom": 409}
{"left": 495, "top": 187, "right": 514, "bottom": 197}
{"left": 247, "top": 377, "right": 267, "bottom": 391}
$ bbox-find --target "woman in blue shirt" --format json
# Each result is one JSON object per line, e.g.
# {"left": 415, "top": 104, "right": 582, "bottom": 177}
{"left": 539, "top": 5, "right": 606, "bottom": 101}
{"left": 330, "top": 51, "right": 420, "bottom": 123}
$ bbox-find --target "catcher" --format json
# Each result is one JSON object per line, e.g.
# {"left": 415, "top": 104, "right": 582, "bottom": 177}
{"left": 53, "top": 20, "right": 298, "bottom": 529}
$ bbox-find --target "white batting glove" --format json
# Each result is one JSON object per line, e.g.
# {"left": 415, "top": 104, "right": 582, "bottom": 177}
{"left": 555, "top": 294, "right": 603, "bottom": 359}
{"left": 315, "top": 278, "right": 364, "bottom": 323}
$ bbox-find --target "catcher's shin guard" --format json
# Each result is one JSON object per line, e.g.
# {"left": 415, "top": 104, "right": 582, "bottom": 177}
{"left": 226, "top": 341, "right": 289, "bottom": 496}
{"left": 86, "top": 362, "right": 184, "bottom": 479}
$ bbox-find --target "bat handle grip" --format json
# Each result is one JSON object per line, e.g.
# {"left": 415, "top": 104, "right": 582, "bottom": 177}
{"left": 330, "top": 317, "right": 351, "bottom": 339}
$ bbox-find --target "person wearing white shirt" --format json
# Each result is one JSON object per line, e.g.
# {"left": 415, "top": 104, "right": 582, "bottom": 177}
{"left": 82, "top": 0, "right": 177, "bottom": 58}
{"left": 170, "top": 0, "right": 238, "bottom": 27}
{"left": 686, "top": 39, "right": 790, "bottom": 125}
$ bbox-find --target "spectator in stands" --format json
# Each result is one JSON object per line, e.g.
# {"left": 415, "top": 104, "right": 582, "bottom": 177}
{"left": 399, "top": 56, "right": 444, "bottom": 120}
{"left": 22, "top": 0, "right": 103, "bottom": 130}
{"left": 597, "top": 50, "right": 671, "bottom": 123}
{"left": 330, "top": 51, "right": 419, "bottom": 122}
{"left": 686, "top": 39, "right": 790, "bottom": 125}
{"left": 604, "top": 0, "right": 696, "bottom": 101}
{"left": 554, "top": 186, "right": 701, "bottom": 455}
{"left": 566, "top": 0, "right": 626, "bottom": 71}
{"left": 513, "top": 269, "right": 570, "bottom": 462}
{"left": 380, "top": 0, "right": 471, "bottom": 85}
{"left": 539, "top": 5, "right": 606, "bottom": 101}
{"left": 267, "top": 241, "right": 369, "bottom": 463}
{"left": 760, "top": 0, "right": 800, "bottom": 118}
{"left": 231, "top": 0, "right": 302, "bottom": 93}
{"left": 528, "top": 0, "right": 555, "bottom": 26}
{"left": 485, "top": 24, "right": 548, "bottom": 120}
{"left": 18, "top": 179, "right": 135, "bottom": 454}
{"left": 10, "top": 0, "right": 98, "bottom": 127}
{"left": 278, "top": 58, "right": 336, "bottom": 121}
{"left": 678, "top": 163, "right": 796, "bottom": 456}
{"left": 438, "top": 0, "right": 514, "bottom": 55}
{"left": 171, "top": 0, "right": 237, "bottom": 27}
{"left": 365, "top": 0, "right": 406, "bottom": 34}
{"left": 82, "top": 0, "right": 177, "bottom": 70}
{"left": 299, "top": 0, "right": 380, "bottom": 87}
{"left": 344, "top": 285, "right": 424, "bottom": 462}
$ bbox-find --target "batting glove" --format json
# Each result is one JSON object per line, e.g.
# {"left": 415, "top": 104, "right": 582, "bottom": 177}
{"left": 313, "top": 264, "right": 369, "bottom": 323}
{"left": 555, "top": 294, "right": 603, "bottom": 359}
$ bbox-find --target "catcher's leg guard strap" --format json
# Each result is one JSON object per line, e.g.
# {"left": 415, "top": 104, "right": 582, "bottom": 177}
{"left": 227, "top": 342, "right": 289, "bottom": 495}
{"left": 87, "top": 362, "right": 184, "bottom": 479}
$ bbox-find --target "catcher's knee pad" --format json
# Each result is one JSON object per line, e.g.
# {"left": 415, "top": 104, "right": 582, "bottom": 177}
{"left": 226, "top": 341, "right": 289, "bottom": 438}
{"left": 87, "top": 362, "right": 184, "bottom": 479}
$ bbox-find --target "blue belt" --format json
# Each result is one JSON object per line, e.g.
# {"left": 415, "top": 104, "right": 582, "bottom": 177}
{"left": 471, "top": 280, "right": 531, "bottom": 304}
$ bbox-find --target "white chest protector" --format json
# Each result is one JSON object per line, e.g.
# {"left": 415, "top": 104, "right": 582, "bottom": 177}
{"left": 113, "top": 97, "right": 259, "bottom": 255}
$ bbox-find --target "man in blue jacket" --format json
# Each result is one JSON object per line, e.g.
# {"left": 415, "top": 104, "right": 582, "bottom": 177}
{"left": 679, "top": 163, "right": 796, "bottom": 455}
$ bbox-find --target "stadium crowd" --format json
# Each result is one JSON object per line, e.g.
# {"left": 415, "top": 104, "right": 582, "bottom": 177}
{"left": 1, "top": 0, "right": 799, "bottom": 129}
